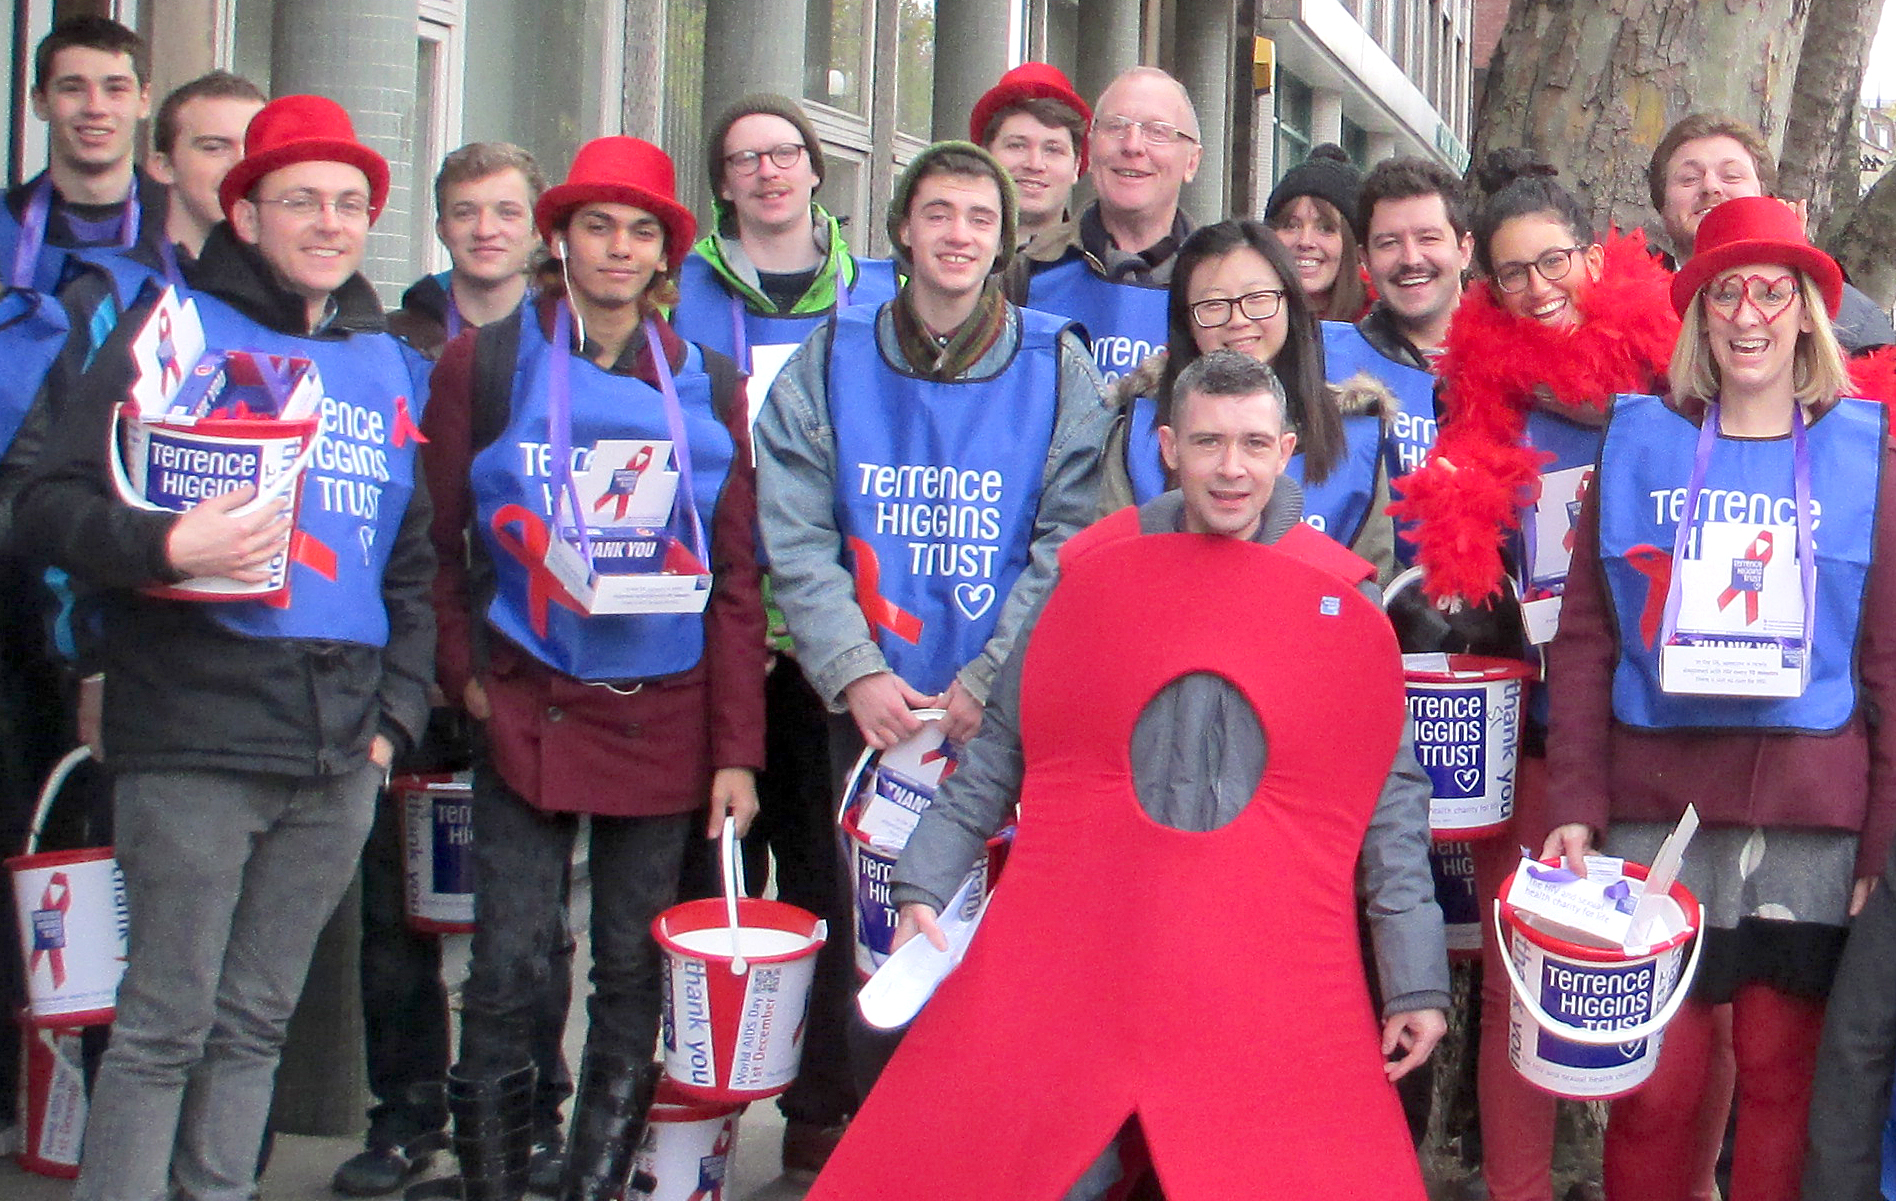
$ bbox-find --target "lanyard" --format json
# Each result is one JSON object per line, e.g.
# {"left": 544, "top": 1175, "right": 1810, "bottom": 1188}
{"left": 11, "top": 175, "right": 140, "bottom": 290}
{"left": 444, "top": 289, "right": 463, "bottom": 341}
{"left": 727, "top": 264, "right": 854, "bottom": 365}
{"left": 546, "top": 301, "right": 710, "bottom": 570}
{"left": 1658, "top": 401, "right": 1817, "bottom": 647}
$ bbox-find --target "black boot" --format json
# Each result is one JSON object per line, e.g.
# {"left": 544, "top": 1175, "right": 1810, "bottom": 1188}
{"left": 409, "top": 1062, "right": 535, "bottom": 1201}
{"left": 557, "top": 1054, "right": 660, "bottom": 1201}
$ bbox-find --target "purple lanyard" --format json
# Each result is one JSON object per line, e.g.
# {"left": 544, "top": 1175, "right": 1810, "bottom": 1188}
{"left": 11, "top": 175, "right": 140, "bottom": 290}
{"left": 727, "top": 269, "right": 853, "bottom": 365}
{"left": 1658, "top": 401, "right": 1817, "bottom": 646}
{"left": 547, "top": 302, "right": 710, "bottom": 569}
{"left": 157, "top": 238, "right": 183, "bottom": 289}
{"left": 444, "top": 290, "right": 464, "bottom": 341}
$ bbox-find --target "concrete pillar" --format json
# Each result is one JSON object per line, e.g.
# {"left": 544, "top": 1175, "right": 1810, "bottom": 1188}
{"left": 934, "top": 0, "right": 1013, "bottom": 143}
{"left": 1312, "top": 88, "right": 1343, "bottom": 146}
{"left": 1368, "top": 130, "right": 1398, "bottom": 165}
{"left": 1174, "top": 0, "right": 1232, "bottom": 221}
{"left": 140, "top": 0, "right": 220, "bottom": 133}
{"left": 702, "top": 0, "right": 805, "bottom": 139}
{"left": 270, "top": 0, "right": 416, "bottom": 300}
{"left": 1075, "top": 0, "right": 1140, "bottom": 115}
{"left": 622, "top": 0, "right": 666, "bottom": 139}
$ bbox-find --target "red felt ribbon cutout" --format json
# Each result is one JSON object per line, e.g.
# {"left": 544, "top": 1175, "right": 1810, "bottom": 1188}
{"left": 847, "top": 536, "right": 923, "bottom": 645}
{"left": 490, "top": 503, "right": 587, "bottom": 637}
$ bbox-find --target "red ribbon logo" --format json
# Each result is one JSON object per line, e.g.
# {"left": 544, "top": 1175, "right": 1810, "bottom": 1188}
{"left": 1626, "top": 544, "right": 1674, "bottom": 651}
{"left": 593, "top": 444, "right": 655, "bottom": 520}
{"left": 847, "top": 537, "right": 923, "bottom": 645}
{"left": 390, "top": 395, "right": 428, "bottom": 448}
{"left": 491, "top": 503, "right": 587, "bottom": 637}
{"left": 1561, "top": 469, "right": 1594, "bottom": 555}
{"left": 1715, "top": 531, "right": 1772, "bottom": 625}
{"left": 29, "top": 871, "right": 72, "bottom": 988}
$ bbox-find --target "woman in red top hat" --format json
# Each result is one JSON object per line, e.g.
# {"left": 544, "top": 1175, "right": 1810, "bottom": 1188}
{"left": 1543, "top": 195, "right": 1896, "bottom": 1201}
{"left": 420, "top": 136, "right": 765, "bottom": 1201}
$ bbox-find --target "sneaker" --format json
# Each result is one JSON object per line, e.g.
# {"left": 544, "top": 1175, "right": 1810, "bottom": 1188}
{"left": 332, "top": 1133, "right": 445, "bottom": 1198}
{"left": 781, "top": 1119, "right": 848, "bottom": 1181}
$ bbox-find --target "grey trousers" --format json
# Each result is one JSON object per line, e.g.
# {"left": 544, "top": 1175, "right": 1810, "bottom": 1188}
{"left": 74, "top": 763, "right": 381, "bottom": 1201}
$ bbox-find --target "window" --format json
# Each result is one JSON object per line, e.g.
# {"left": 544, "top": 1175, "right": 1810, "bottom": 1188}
{"left": 1275, "top": 70, "right": 1313, "bottom": 185}
{"left": 896, "top": 0, "right": 936, "bottom": 139}
{"left": 407, "top": 13, "right": 464, "bottom": 281}
{"left": 806, "top": 0, "right": 872, "bottom": 116}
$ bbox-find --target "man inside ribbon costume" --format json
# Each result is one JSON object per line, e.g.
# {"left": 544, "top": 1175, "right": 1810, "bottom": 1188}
{"left": 804, "top": 350, "right": 1448, "bottom": 1201}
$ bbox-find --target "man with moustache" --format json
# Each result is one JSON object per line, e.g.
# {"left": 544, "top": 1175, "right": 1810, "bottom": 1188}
{"left": 971, "top": 63, "right": 1089, "bottom": 251}
{"left": 1010, "top": 66, "right": 1201, "bottom": 386}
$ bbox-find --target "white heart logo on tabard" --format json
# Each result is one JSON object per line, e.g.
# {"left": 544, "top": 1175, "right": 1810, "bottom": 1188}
{"left": 1453, "top": 768, "right": 1482, "bottom": 793}
{"left": 359, "top": 525, "right": 377, "bottom": 565}
{"left": 954, "top": 583, "right": 996, "bottom": 621}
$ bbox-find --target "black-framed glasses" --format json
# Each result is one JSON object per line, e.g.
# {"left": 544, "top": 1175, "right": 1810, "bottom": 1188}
{"left": 1189, "top": 289, "right": 1284, "bottom": 328}
{"left": 1092, "top": 115, "right": 1198, "bottom": 146}
{"left": 724, "top": 143, "right": 807, "bottom": 176}
{"left": 1491, "top": 246, "right": 1582, "bottom": 293}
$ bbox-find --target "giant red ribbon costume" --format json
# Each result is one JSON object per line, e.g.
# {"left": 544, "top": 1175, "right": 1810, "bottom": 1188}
{"left": 807, "top": 512, "right": 1428, "bottom": 1200}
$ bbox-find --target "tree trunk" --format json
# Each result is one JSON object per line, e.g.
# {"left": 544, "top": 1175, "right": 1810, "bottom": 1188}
{"left": 1830, "top": 166, "right": 1896, "bottom": 309}
{"left": 1779, "top": 0, "right": 1888, "bottom": 234}
{"left": 1470, "top": 0, "right": 1811, "bottom": 240}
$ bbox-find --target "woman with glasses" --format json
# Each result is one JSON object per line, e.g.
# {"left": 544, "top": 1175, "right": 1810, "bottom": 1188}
{"left": 1102, "top": 219, "right": 1400, "bottom": 575}
{"left": 1543, "top": 195, "right": 1896, "bottom": 1201}
{"left": 1264, "top": 143, "right": 1372, "bottom": 322}
{"left": 1387, "top": 149, "right": 1684, "bottom": 1201}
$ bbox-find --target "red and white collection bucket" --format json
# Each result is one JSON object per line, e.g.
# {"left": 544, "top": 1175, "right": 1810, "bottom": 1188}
{"left": 398, "top": 773, "right": 476, "bottom": 934}
{"left": 1402, "top": 654, "right": 1536, "bottom": 838}
{"left": 627, "top": 1078, "right": 743, "bottom": 1200}
{"left": 6, "top": 748, "right": 127, "bottom": 1027}
{"left": 1495, "top": 860, "right": 1702, "bottom": 1100}
{"left": 654, "top": 820, "right": 825, "bottom": 1103}
{"left": 15, "top": 1011, "right": 88, "bottom": 1177}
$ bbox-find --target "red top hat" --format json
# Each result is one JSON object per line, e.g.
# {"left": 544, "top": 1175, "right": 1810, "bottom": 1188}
{"left": 218, "top": 96, "right": 391, "bottom": 223}
{"left": 969, "top": 62, "right": 1093, "bottom": 174}
{"left": 535, "top": 137, "right": 697, "bottom": 272}
{"left": 1670, "top": 195, "right": 1842, "bottom": 318}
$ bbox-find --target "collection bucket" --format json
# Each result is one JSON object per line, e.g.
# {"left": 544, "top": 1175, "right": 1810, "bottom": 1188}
{"left": 837, "top": 714, "right": 1002, "bottom": 979}
{"left": 654, "top": 819, "right": 825, "bottom": 1103}
{"left": 6, "top": 748, "right": 127, "bottom": 1027}
{"left": 398, "top": 773, "right": 476, "bottom": 934}
{"left": 627, "top": 1078, "right": 743, "bottom": 1201}
{"left": 15, "top": 1011, "right": 88, "bottom": 1177}
{"left": 1429, "top": 841, "right": 1481, "bottom": 960}
{"left": 1402, "top": 654, "right": 1536, "bottom": 838}
{"left": 1495, "top": 860, "right": 1702, "bottom": 1100}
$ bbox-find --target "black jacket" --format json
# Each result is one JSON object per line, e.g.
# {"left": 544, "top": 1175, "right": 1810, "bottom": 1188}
{"left": 6, "top": 224, "right": 435, "bottom": 776}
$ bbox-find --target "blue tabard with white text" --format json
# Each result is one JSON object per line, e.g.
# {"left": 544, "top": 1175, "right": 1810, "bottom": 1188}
{"left": 0, "top": 205, "right": 68, "bottom": 295}
{"left": 472, "top": 316, "right": 735, "bottom": 681}
{"left": 1597, "top": 392, "right": 1882, "bottom": 731}
{"left": 1321, "top": 320, "right": 1436, "bottom": 564}
{"left": 827, "top": 303, "right": 1063, "bottom": 696}
{"left": 191, "top": 291, "right": 430, "bottom": 647}
{"left": 671, "top": 253, "right": 898, "bottom": 369}
{"left": 1025, "top": 257, "right": 1167, "bottom": 385}
{"left": 1123, "top": 395, "right": 1382, "bottom": 544}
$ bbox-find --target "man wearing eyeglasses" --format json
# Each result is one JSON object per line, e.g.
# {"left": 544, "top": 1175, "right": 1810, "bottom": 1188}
{"left": 1011, "top": 67, "right": 1202, "bottom": 387}
{"left": 6, "top": 94, "right": 436, "bottom": 1201}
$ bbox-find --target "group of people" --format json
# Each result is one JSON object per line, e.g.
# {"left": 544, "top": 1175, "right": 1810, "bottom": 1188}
{"left": 2, "top": 12, "right": 1896, "bottom": 1201}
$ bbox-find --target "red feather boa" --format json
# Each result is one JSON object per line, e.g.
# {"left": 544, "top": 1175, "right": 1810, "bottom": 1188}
{"left": 1849, "top": 345, "right": 1896, "bottom": 409}
{"left": 1388, "top": 229, "right": 1680, "bottom": 602}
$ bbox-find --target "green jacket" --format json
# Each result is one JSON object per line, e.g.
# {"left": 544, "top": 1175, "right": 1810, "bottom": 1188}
{"left": 691, "top": 202, "right": 868, "bottom": 314}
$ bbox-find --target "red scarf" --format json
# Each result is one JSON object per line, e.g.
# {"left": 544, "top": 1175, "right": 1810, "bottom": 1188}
{"left": 1389, "top": 228, "right": 1679, "bottom": 602}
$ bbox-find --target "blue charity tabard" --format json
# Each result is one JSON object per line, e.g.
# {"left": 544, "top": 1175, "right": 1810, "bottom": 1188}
{"left": 672, "top": 252, "right": 899, "bottom": 372}
{"left": 1597, "top": 393, "right": 1882, "bottom": 732}
{"left": 827, "top": 303, "right": 1064, "bottom": 696}
{"left": 1025, "top": 256, "right": 1167, "bottom": 386}
{"left": 0, "top": 288, "right": 69, "bottom": 454}
{"left": 189, "top": 291, "right": 430, "bottom": 647}
{"left": 471, "top": 314, "right": 735, "bottom": 682}
{"left": 1122, "top": 394, "right": 1382, "bottom": 544}
{"left": 1322, "top": 320, "right": 1437, "bottom": 565}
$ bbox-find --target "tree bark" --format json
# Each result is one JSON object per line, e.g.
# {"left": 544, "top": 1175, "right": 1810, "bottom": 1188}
{"left": 1470, "top": 0, "right": 1811, "bottom": 240}
{"left": 1778, "top": 0, "right": 1888, "bottom": 234}
{"left": 1830, "top": 166, "right": 1896, "bottom": 309}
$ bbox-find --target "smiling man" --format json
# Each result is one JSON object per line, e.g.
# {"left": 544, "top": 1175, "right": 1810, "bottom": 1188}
{"left": 149, "top": 71, "right": 266, "bottom": 260}
{"left": 9, "top": 93, "right": 436, "bottom": 1201}
{"left": 971, "top": 63, "right": 1089, "bottom": 249}
{"left": 1011, "top": 66, "right": 1201, "bottom": 386}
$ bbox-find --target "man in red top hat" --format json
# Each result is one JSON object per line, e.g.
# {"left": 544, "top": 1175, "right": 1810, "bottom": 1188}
{"left": 9, "top": 93, "right": 435, "bottom": 1201}
{"left": 971, "top": 63, "right": 1089, "bottom": 253}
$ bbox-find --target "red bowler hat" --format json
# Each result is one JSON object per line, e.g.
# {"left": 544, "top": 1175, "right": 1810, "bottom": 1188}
{"left": 1671, "top": 195, "right": 1843, "bottom": 318}
{"left": 969, "top": 62, "right": 1093, "bottom": 174}
{"left": 535, "top": 137, "right": 697, "bottom": 271}
{"left": 218, "top": 95, "right": 391, "bottom": 223}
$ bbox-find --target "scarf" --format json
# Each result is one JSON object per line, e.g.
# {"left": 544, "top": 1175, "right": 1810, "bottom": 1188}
{"left": 891, "top": 279, "right": 1011, "bottom": 381}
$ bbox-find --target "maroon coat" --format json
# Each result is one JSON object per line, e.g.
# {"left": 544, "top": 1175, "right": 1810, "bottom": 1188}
{"left": 421, "top": 297, "right": 766, "bottom": 817}
{"left": 1545, "top": 408, "right": 1896, "bottom": 879}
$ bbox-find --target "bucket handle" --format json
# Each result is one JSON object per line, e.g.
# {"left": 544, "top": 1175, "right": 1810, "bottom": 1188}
{"left": 109, "top": 409, "right": 324, "bottom": 517}
{"left": 834, "top": 709, "right": 950, "bottom": 829}
{"left": 22, "top": 747, "right": 94, "bottom": 857}
{"left": 1490, "top": 902, "right": 1704, "bottom": 1047}
{"left": 720, "top": 814, "right": 747, "bottom": 974}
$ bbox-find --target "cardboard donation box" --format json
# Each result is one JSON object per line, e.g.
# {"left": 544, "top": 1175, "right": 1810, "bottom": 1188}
{"left": 546, "top": 438, "right": 713, "bottom": 615}
{"left": 1661, "top": 520, "right": 1811, "bottom": 699}
{"left": 111, "top": 286, "right": 324, "bottom": 603}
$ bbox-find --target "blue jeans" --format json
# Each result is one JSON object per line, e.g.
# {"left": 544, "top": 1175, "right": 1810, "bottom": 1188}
{"left": 456, "top": 766, "right": 689, "bottom": 1080}
{"left": 75, "top": 763, "right": 380, "bottom": 1201}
